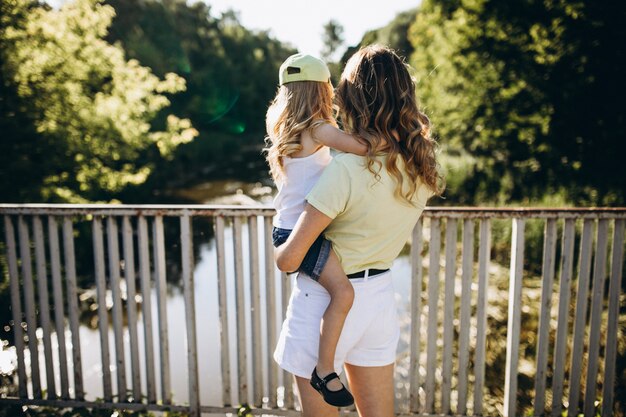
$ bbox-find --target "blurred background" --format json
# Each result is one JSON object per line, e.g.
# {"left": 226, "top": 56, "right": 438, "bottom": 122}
{"left": 1, "top": 0, "right": 624, "bottom": 207}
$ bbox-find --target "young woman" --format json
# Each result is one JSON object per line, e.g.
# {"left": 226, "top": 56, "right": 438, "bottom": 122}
{"left": 273, "top": 45, "right": 444, "bottom": 417}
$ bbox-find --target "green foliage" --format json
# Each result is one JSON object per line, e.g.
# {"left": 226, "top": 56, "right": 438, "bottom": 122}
{"left": 103, "top": 0, "right": 296, "bottom": 197}
{"left": 340, "top": 8, "right": 418, "bottom": 67}
{"left": 436, "top": 145, "right": 477, "bottom": 204}
{"left": 236, "top": 403, "right": 252, "bottom": 417}
{"left": 321, "top": 19, "right": 345, "bottom": 61}
{"left": 408, "top": 0, "right": 626, "bottom": 205}
{"left": 0, "top": 0, "right": 196, "bottom": 203}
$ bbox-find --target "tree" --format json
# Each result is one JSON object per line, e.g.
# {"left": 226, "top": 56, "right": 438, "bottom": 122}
{"left": 103, "top": 0, "right": 297, "bottom": 191}
{"left": 408, "top": 0, "right": 626, "bottom": 205}
{"left": 333, "top": 9, "right": 418, "bottom": 85}
{"left": 0, "top": 0, "right": 197, "bottom": 202}
{"left": 339, "top": 8, "right": 418, "bottom": 81}
{"left": 321, "top": 19, "right": 345, "bottom": 61}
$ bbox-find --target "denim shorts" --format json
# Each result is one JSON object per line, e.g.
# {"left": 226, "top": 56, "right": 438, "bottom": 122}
{"left": 272, "top": 227, "right": 331, "bottom": 281}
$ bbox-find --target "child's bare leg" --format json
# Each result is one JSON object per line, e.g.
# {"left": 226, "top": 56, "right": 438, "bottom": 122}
{"left": 315, "top": 249, "right": 354, "bottom": 391}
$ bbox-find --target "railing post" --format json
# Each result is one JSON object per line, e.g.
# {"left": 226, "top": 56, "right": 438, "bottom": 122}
{"left": 457, "top": 218, "right": 474, "bottom": 415}
{"left": 474, "top": 218, "right": 491, "bottom": 416}
{"left": 441, "top": 218, "right": 457, "bottom": 415}
{"left": 107, "top": 216, "right": 128, "bottom": 403}
{"left": 48, "top": 216, "right": 70, "bottom": 399}
{"left": 153, "top": 216, "right": 171, "bottom": 405}
{"left": 551, "top": 219, "right": 575, "bottom": 417}
{"left": 264, "top": 216, "right": 278, "bottom": 408}
{"left": 92, "top": 216, "right": 112, "bottom": 402}
{"left": 137, "top": 215, "right": 156, "bottom": 403}
{"left": 504, "top": 218, "right": 525, "bottom": 417}
{"left": 180, "top": 213, "right": 200, "bottom": 417}
{"left": 584, "top": 219, "right": 609, "bottom": 417}
{"left": 215, "top": 216, "right": 232, "bottom": 407}
{"left": 122, "top": 216, "right": 142, "bottom": 402}
{"left": 62, "top": 217, "right": 84, "bottom": 400}
{"left": 409, "top": 220, "right": 423, "bottom": 413}
{"left": 18, "top": 216, "right": 42, "bottom": 399}
{"left": 425, "top": 218, "right": 441, "bottom": 414}
{"left": 4, "top": 216, "right": 28, "bottom": 398}
{"left": 33, "top": 216, "right": 56, "bottom": 399}
{"left": 534, "top": 219, "right": 557, "bottom": 415}
{"left": 232, "top": 216, "right": 248, "bottom": 405}
{"left": 602, "top": 219, "right": 624, "bottom": 417}
{"left": 248, "top": 215, "right": 263, "bottom": 408}
{"left": 568, "top": 219, "right": 594, "bottom": 417}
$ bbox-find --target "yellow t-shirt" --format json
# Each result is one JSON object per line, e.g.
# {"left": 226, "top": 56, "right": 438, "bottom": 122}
{"left": 306, "top": 153, "right": 432, "bottom": 275}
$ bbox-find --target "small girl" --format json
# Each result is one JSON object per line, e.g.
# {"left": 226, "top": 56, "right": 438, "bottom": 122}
{"left": 265, "top": 53, "right": 366, "bottom": 407}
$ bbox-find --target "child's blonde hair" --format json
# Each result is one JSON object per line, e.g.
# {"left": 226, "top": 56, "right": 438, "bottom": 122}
{"left": 265, "top": 80, "right": 336, "bottom": 182}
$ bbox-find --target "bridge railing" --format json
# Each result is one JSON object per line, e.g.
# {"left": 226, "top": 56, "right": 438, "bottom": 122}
{"left": 0, "top": 204, "right": 624, "bottom": 417}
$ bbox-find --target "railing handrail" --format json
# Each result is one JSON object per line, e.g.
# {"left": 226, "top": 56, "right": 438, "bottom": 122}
{"left": 1, "top": 203, "right": 625, "bottom": 218}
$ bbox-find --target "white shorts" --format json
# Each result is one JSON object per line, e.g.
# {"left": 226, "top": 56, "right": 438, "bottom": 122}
{"left": 273, "top": 270, "right": 400, "bottom": 378}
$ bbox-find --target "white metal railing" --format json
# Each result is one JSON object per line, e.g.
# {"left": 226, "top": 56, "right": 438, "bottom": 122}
{"left": 0, "top": 204, "right": 624, "bottom": 417}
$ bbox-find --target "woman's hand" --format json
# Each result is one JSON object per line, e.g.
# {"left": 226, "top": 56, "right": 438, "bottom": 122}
{"left": 275, "top": 203, "right": 333, "bottom": 272}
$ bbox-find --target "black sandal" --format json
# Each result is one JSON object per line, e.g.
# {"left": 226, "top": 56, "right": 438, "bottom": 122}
{"left": 310, "top": 367, "right": 354, "bottom": 407}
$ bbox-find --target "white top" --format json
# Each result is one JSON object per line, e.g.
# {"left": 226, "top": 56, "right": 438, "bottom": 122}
{"left": 273, "top": 147, "right": 332, "bottom": 229}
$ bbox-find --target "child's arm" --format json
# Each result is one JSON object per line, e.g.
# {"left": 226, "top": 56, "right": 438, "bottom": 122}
{"left": 312, "top": 124, "right": 367, "bottom": 156}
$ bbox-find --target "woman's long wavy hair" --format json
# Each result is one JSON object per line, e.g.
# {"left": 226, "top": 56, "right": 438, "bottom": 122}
{"left": 265, "top": 81, "right": 336, "bottom": 182}
{"left": 335, "top": 45, "right": 444, "bottom": 200}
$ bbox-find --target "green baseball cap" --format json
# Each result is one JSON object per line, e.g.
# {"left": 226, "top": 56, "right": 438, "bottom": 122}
{"left": 279, "top": 53, "right": 331, "bottom": 85}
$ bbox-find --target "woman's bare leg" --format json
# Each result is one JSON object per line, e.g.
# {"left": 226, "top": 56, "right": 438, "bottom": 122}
{"left": 344, "top": 363, "right": 395, "bottom": 417}
{"left": 295, "top": 375, "right": 340, "bottom": 417}
{"left": 315, "top": 249, "right": 354, "bottom": 391}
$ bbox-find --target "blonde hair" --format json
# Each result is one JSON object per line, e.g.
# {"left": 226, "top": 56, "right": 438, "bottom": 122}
{"left": 265, "top": 81, "right": 336, "bottom": 182}
{"left": 335, "top": 45, "right": 444, "bottom": 200}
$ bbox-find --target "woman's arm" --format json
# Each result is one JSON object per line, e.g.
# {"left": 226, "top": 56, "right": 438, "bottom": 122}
{"left": 275, "top": 203, "right": 333, "bottom": 272}
{"left": 313, "top": 124, "right": 367, "bottom": 156}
